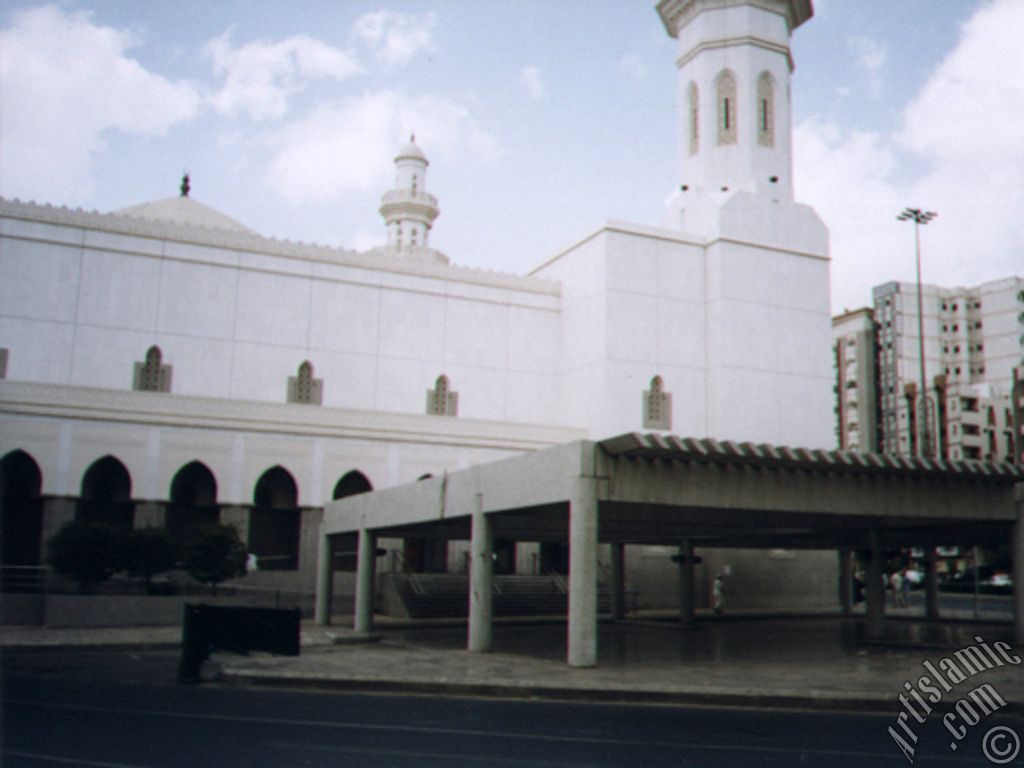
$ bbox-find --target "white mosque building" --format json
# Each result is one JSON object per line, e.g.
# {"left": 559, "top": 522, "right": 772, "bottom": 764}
{"left": 0, "top": 0, "right": 835, "bottom": 612}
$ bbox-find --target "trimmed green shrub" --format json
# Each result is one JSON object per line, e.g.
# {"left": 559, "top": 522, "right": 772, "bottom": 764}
{"left": 183, "top": 523, "right": 248, "bottom": 595}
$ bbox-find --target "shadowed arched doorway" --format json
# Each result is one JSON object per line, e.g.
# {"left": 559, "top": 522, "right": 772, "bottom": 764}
{"left": 1, "top": 450, "right": 44, "bottom": 565}
{"left": 249, "top": 466, "right": 299, "bottom": 571}
{"left": 167, "top": 461, "right": 219, "bottom": 546}
{"left": 331, "top": 471, "right": 373, "bottom": 571}
{"left": 78, "top": 456, "right": 133, "bottom": 530}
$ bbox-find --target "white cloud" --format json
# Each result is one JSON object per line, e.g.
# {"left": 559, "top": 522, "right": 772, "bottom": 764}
{"left": 0, "top": 5, "right": 201, "bottom": 200}
{"left": 796, "top": 0, "right": 1024, "bottom": 312}
{"left": 353, "top": 10, "right": 435, "bottom": 67}
{"left": 517, "top": 66, "right": 547, "bottom": 100}
{"left": 847, "top": 36, "right": 886, "bottom": 98}
{"left": 205, "top": 29, "right": 361, "bottom": 121}
{"left": 265, "top": 90, "right": 498, "bottom": 204}
{"left": 618, "top": 54, "right": 648, "bottom": 80}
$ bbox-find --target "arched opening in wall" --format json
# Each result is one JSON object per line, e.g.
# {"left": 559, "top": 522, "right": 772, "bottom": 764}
{"left": 331, "top": 471, "right": 373, "bottom": 571}
{"left": 78, "top": 456, "right": 133, "bottom": 530}
{"left": 716, "top": 69, "right": 737, "bottom": 146}
{"left": 249, "top": 466, "right": 299, "bottom": 571}
{"left": 756, "top": 71, "right": 775, "bottom": 147}
{"left": 687, "top": 81, "right": 700, "bottom": 155}
{"left": 167, "top": 461, "right": 219, "bottom": 549}
{"left": 1, "top": 450, "right": 44, "bottom": 566}
{"left": 332, "top": 471, "right": 372, "bottom": 500}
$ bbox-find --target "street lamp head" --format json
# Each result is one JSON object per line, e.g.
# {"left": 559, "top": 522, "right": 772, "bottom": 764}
{"left": 897, "top": 207, "right": 938, "bottom": 225}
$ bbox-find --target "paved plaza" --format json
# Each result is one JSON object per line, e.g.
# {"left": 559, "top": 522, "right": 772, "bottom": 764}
{"left": 4, "top": 606, "right": 1021, "bottom": 713}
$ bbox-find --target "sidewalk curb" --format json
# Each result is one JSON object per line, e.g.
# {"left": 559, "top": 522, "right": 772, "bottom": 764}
{"left": 220, "top": 669, "right": 903, "bottom": 714}
{"left": 1, "top": 640, "right": 182, "bottom": 653}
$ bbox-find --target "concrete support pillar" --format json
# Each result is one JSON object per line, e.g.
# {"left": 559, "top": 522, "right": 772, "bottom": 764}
{"left": 354, "top": 528, "right": 376, "bottom": 634}
{"left": 677, "top": 539, "right": 696, "bottom": 628}
{"left": 314, "top": 525, "right": 333, "bottom": 626}
{"left": 568, "top": 479, "right": 598, "bottom": 668}
{"left": 1014, "top": 487, "right": 1024, "bottom": 646}
{"left": 925, "top": 548, "right": 940, "bottom": 621}
{"left": 865, "top": 528, "right": 885, "bottom": 640}
{"left": 838, "top": 549, "right": 853, "bottom": 614}
{"left": 468, "top": 495, "right": 493, "bottom": 653}
{"left": 609, "top": 543, "right": 626, "bottom": 620}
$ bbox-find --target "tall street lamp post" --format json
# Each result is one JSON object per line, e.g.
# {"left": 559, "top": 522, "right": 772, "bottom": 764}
{"left": 897, "top": 207, "right": 937, "bottom": 458}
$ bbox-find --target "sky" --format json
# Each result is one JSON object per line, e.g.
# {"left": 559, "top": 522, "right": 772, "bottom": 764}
{"left": 1, "top": 0, "right": 1021, "bottom": 313}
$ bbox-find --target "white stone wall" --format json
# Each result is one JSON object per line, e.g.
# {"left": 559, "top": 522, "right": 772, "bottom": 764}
{"left": 0, "top": 205, "right": 563, "bottom": 426}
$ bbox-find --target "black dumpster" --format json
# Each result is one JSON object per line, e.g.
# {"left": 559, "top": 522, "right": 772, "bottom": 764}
{"left": 178, "top": 603, "right": 300, "bottom": 683}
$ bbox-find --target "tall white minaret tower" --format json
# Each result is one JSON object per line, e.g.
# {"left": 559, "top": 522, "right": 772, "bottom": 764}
{"left": 379, "top": 135, "right": 440, "bottom": 256}
{"left": 658, "top": 0, "right": 812, "bottom": 212}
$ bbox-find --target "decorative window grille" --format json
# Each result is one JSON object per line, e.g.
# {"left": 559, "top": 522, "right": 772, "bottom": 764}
{"left": 643, "top": 375, "right": 672, "bottom": 430}
{"left": 133, "top": 346, "right": 172, "bottom": 392}
{"left": 287, "top": 360, "right": 323, "bottom": 405}
{"left": 426, "top": 374, "right": 458, "bottom": 416}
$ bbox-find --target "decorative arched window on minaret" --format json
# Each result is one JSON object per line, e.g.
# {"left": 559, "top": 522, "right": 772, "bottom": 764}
{"left": 757, "top": 72, "right": 775, "bottom": 147}
{"left": 716, "top": 70, "right": 737, "bottom": 146}
{"left": 687, "top": 81, "right": 700, "bottom": 156}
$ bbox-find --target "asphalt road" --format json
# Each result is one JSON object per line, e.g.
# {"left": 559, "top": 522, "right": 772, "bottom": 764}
{"left": 2, "top": 649, "right": 1020, "bottom": 767}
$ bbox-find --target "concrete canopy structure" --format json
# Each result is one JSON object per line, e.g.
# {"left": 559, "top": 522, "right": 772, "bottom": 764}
{"left": 319, "top": 433, "right": 1024, "bottom": 667}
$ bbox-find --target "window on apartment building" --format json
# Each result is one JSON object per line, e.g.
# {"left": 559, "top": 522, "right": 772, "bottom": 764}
{"left": 643, "top": 375, "right": 672, "bottom": 431}
{"left": 287, "top": 361, "right": 322, "bottom": 405}
{"left": 133, "top": 346, "right": 171, "bottom": 392}
{"left": 426, "top": 374, "right": 458, "bottom": 416}
{"left": 0, "top": 347, "right": 7, "bottom": 379}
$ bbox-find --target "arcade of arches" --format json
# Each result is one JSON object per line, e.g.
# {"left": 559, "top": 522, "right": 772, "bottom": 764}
{"left": 0, "top": 449, "right": 375, "bottom": 570}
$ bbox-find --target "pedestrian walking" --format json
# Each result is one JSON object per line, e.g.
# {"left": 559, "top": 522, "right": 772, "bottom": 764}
{"left": 712, "top": 573, "right": 725, "bottom": 614}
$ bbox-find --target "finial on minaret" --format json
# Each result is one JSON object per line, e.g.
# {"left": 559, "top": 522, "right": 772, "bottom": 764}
{"left": 180, "top": 173, "right": 190, "bottom": 198}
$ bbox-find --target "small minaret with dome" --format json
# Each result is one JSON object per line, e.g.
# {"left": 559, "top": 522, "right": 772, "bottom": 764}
{"left": 378, "top": 135, "right": 443, "bottom": 260}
